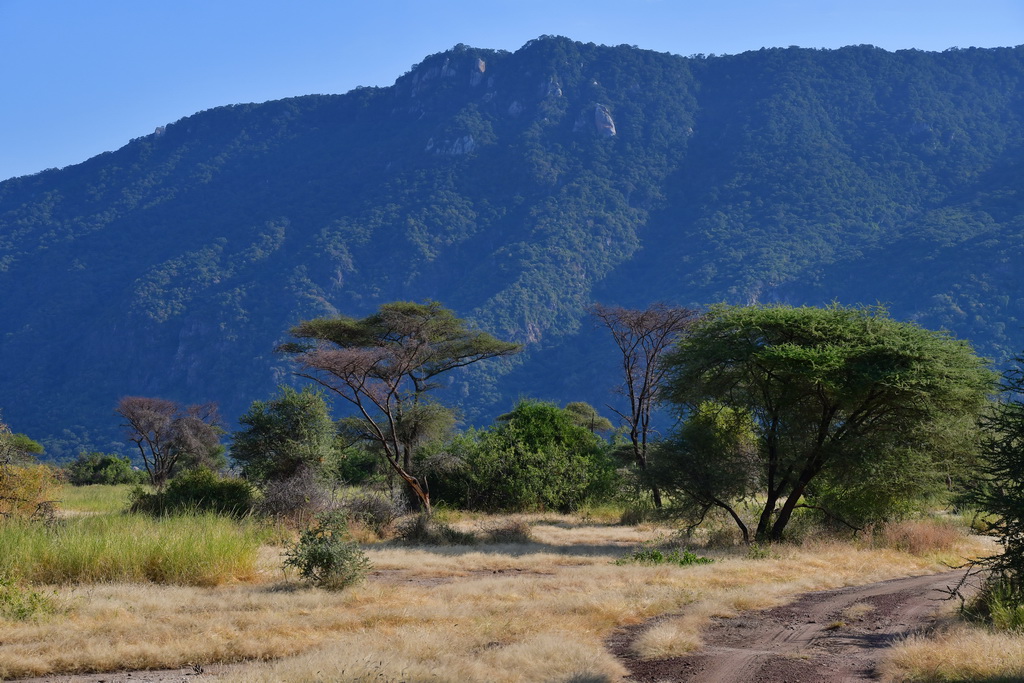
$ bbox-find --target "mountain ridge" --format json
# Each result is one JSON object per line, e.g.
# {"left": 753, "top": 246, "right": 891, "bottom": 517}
{"left": 2, "top": 37, "right": 1023, "bottom": 458}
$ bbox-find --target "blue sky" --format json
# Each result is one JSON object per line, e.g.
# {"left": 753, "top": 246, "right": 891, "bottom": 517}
{"left": 1, "top": 0, "right": 1022, "bottom": 181}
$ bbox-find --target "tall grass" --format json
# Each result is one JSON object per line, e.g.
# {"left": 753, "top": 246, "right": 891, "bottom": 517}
{"left": 58, "top": 483, "right": 136, "bottom": 514}
{"left": 0, "top": 513, "right": 262, "bottom": 585}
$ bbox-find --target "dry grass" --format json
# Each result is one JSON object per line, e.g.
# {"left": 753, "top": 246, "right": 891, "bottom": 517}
{"left": 871, "top": 518, "right": 969, "bottom": 559}
{"left": 842, "top": 601, "right": 876, "bottom": 621}
{"left": 881, "top": 625, "right": 1024, "bottom": 682}
{"left": 0, "top": 511, "right": 994, "bottom": 682}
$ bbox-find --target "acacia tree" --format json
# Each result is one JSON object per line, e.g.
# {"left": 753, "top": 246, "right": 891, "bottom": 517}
{"left": 593, "top": 303, "right": 697, "bottom": 507}
{"left": 279, "top": 301, "right": 521, "bottom": 512}
{"left": 971, "top": 355, "right": 1024, "bottom": 593}
{"left": 564, "top": 402, "right": 614, "bottom": 434}
{"left": 116, "top": 397, "right": 221, "bottom": 488}
{"left": 658, "top": 304, "right": 994, "bottom": 542}
{"left": 0, "top": 417, "right": 56, "bottom": 519}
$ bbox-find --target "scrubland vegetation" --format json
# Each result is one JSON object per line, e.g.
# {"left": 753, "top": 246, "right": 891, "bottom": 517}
{"left": 0, "top": 483, "right": 994, "bottom": 681}
{"left": 2, "top": 302, "right": 1024, "bottom": 681}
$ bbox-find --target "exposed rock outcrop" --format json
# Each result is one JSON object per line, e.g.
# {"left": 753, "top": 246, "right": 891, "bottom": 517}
{"left": 594, "top": 104, "right": 616, "bottom": 136}
{"left": 541, "top": 76, "right": 563, "bottom": 98}
{"left": 425, "top": 135, "right": 477, "bottom": 156}
{"left": 470, "top": 58, "right": 486, "bottom": 86}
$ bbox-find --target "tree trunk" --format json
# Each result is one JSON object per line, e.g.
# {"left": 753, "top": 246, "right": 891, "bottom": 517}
{"left": 755, "top": 490, "right": 779, "bottom": 542}
{"left": 637, "top": 449, "right": 663, "bottom": 509}
{"left": 769, "top": 470, "right": 818, "bottom": 541}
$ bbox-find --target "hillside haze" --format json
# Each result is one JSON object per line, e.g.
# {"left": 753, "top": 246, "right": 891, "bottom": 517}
{"left": 2, "top": 37, "right": 1023, "bottom": 456}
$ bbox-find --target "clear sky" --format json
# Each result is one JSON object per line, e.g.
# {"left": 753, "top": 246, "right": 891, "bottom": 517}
{"left": 1, "top": 0, "right": 1021, "bottom": 182}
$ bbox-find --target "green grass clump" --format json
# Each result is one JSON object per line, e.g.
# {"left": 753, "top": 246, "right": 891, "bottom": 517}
{"left": 0, "top": 513, "right": 262, "bottom": 586}
{"left": 973, "top": 579, "right": 1024, "bottom": 632}
{"left": 616, "top": 547, "right": 714, "bottom": 566}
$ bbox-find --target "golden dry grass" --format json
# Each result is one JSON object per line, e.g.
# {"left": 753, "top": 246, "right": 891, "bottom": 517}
{"left": 0, "top": 514, "right": 990, "bottom": 682}
{"left": 873, "top": 518, "right": 971, "bottom": 558}
{"left": 880, "top": 625, "right": 1024, "bottom": 682}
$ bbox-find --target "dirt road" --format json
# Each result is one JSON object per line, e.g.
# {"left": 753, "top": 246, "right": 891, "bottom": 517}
{"left": 608, "top": 570, "right": 974, "bottom": 682}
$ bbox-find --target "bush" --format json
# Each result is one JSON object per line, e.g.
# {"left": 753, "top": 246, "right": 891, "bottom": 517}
{"left": 429, "top": 400, "right": 619, "bottom": 512}
{"left": 0, "top": 575, "right": 58, "bottom": 621}
{"left": 395, "top": 514, "right": 477, "bottom": 545}
{"left": 616, "top": 547, "right": 714, "bottom": 566}
{"left": 129, "top": 468, "right": 254, "bottom": 516}
{"left": 231, "top": 386, "right": 338, "bottom": 484}
{"left": 477, "top": 519, "right": 533, "bottom": 544}
{"left": 65, "top": 452, "right": 144, "bottom": 486}
{"left": 874, "top": 518, "right": 965, "bottom": 556}
{"left": 341, "top": 492, "right": 403, "bottom": 536}
{"left": 0, "top": 463, "right": 60, "bottom": 520}
{"left": 256, "top": 466, "right": 336, "bottom": 524}
{"left": 284, "top": 511, "right": 371, "bottom": 590}
{"left": 334, "top": 445, "right": 380, "bottom": 485}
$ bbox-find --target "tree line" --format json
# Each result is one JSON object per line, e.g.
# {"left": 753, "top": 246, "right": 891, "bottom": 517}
{"left": 5, "top": 298, "right": 1024, "bottom": 587}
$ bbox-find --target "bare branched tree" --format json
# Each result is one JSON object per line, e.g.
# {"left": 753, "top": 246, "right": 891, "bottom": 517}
{"left": 116, "top": 397, "right": 221, "bottom": 488}
{"left": 593, "top": 303, "right": 698, "bottom": 507}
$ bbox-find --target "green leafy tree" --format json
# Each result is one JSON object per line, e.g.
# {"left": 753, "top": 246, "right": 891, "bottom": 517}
{"left": 651, "top": 401, "right": 760, "bottom": 541}
{"left": 0, "top": 416, "right": 44, "bottom": 466}
{"left": 65, "top": 452, "right": 143, "bottom": 486}
{"left": 659, "top": 304, "right": 994, "bottom": 542}
{"left": 564, "top": 402, "right": 614, "bottom": 433}
{"left": 971, "top": 355, "right": 1024, "bottom": 595}
{"left": 231, "top": 386, "right": 338, "bottom": 484}
{"left": 280, "top": 301, "right": 521, "bottom": 512}
{"left": 432, "top": 399, "right": 617, "bottom": 512}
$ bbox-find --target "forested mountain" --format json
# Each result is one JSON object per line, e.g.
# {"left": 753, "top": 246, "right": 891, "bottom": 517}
{"left": 2, "top": 37, "right": 1023, "bottom": 457}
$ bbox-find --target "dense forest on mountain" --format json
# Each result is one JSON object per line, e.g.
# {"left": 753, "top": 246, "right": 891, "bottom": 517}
{"left": 1, "top": 37, "right": 1023, "bottom": 457}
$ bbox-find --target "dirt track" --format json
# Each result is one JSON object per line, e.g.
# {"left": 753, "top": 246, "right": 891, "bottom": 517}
{"left": 608, "top": 570, "right": 975, "bottom": 682}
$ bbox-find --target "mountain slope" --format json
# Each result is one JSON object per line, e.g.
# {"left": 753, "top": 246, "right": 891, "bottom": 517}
{"left": 2, "top": 38, "right": 1023, "bottom": 456}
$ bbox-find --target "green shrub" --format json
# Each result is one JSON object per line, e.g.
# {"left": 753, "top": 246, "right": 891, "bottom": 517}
{"left": 231, "top": 386, "right": 339, "bottom": 484}
{"left": 970, "top": 578, "right": 1024, "bottom": 632}
{"left": 429, "top": 400, "right": 618, "bottom": 513}
{"left": 129, "top": 468, "right": 254, "bottom": 516}
{"left": 0, "top": 575, "right": 57, "bottom": 621}
{"left": 333, "top": 445, "right": 380, "bottom": 485}
{"left": 284, "top": 511, "right": 371, "bottom": 590}
{"left": 616, "top": 547, "right": 714, "bottom": 566}
{"left": 65, "top": 452, "right": 144, "bottom": 486}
